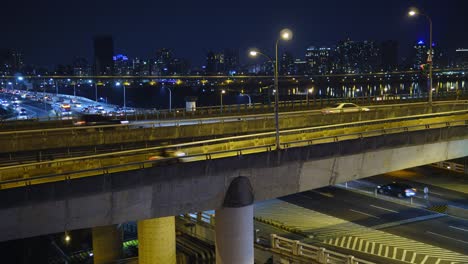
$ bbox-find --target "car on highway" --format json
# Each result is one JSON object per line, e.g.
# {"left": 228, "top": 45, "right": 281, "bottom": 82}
{"left": 148, "top": 149, "right": 187, "bottom": 165}
{"left": 17, "top": 112, "right": 29, "bottom": 120}
{"left": 377, "top": 182, "right": 417, "bottom": 198}
{"left": 74, "top": 114, "right": 127, "bottom": 126}
{"left": 321, "top": 103, "right": 370, "bottom": 114}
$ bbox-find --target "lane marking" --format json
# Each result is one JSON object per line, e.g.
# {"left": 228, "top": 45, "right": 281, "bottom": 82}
{"left": 308, "top": 190, "right": 334, "bottom": 198}
{"left": 349, "top": 209, "right": 380, "bottom": 219}
{"left": 449, "top": 225, "right": 468, "bottom": 232}
{"left": 426, "top": 231, "right": 468, "bottom": 245}
{"left": 429, "top": 191, "right": 444, "bottom": 196}
{"left": 370, "top": 204, "right": 399, "bottom": 213}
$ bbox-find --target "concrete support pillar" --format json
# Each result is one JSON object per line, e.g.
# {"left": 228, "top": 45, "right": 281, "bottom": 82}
{"left": 215, "top": 176, "right": 254, "bottom": 264}
{"left": 137, "top": 216, "right": 176, "bottom": 264}
{"left": 92, "top": 225, "right": 123, "bottom": 264}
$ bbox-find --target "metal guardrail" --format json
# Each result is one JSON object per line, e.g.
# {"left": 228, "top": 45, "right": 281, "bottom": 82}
{"left": 431, "top": 161, "right": 466, "bottom": 174}
{"left": 0, "top": 111, "right": 466, "bottom": 187}
{"left": 270, "top": 234, "right": 375, "bottom": 264}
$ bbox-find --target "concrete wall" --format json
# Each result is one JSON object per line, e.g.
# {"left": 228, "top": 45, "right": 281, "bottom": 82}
{"left": 0, "top": 127, "right": 467, "bottom": 242}
{"left": 1, "top": 103, "right": 465, "bottom": 153}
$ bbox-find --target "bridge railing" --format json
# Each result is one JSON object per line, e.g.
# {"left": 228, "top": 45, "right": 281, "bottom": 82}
{"left": 270, "top": 234, "right": 375, "bottom": 264}
{"left": 1, "top": 100, "right": 467, "bottom": 136}
{"left": 179, "top": 213, "right": 375, "bottom": 264}
{"left": 0, "top": 111, "right": 467, "bottom": 188}
{"left": 431, "top": 161, "right": 466, "bottom": 174}
{"left": 116, "top": 91, "right": 468, "bottom": 121}
{"left": 2, "top": 90, "right": 466, "bottom": 125}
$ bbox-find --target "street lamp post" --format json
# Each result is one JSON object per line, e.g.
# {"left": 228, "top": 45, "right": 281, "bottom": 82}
{"left": 306, "top": 88, "right": 313, "bottom": 105}
{"left": 116, "top": 81, "right": 128, "bottom": 118}
{"left": 249, "top": 28, "right": 293, "bottom": 150}
{"left": 167, "top": 87, "right": 172, "bottom": 112}
{"left": 220, "top": 89, "right": 226, "bottom": 113}
{"left": 409, "top": 7, "right": 433, "bottom": 105}
{"left": 240, "top": 93, "right": 252, "bottom": 107}
{"left": 72, "top": 82, "right": 76, "bottom": 97}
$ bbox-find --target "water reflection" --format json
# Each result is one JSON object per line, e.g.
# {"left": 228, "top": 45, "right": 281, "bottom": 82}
{"left": 312, "top": 81, "right": 465, "bottom": 98}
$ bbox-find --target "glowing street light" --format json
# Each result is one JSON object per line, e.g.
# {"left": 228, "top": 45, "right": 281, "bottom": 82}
{"left": 306, "top": 88, "right": 313, "bottom": 105}
{"left": 116, "top": 81, "right": 126, "bottom": 110}
{"left": 220, "top": 89, "right": 226, "bottom": 113}
{"left": 249, "top": 28, "right": 293, "bottom": 150}
{"left": 64, "top": 232, "right": 71, "bottom": 243}
{"left": 408, "top": 7, "right": 433, "bottom": 105}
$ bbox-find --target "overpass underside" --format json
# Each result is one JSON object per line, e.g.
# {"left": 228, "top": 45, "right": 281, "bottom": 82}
{"left": 0, "top": 123, "right": 466, "bottom": 242}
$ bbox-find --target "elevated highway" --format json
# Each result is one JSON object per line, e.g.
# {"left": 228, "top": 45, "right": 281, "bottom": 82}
{"left": 0, "top": 101, "right": 467, "bottom": 160}
{"left": 0, "top": 109, "right": 467, "bottom": 242}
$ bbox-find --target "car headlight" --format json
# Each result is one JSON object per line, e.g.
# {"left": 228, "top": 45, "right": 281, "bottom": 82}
{"left": 175, "top": 151, "right": 186, "bottom": 157}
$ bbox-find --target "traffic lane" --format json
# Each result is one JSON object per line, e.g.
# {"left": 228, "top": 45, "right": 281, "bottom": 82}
{"left": 18, "top": 104, "right": 49, "bottom": 118}
{"left": 282, "top": 186, "right": 468, "bottom": 255}
{"left": 364, "top": 171, "right": 468, "bottom": 205}
{"left": 383, "top": 215, "right": 468, "bottom": 255}
{"left": 280, "top": 186, "right": 434, "bottom": 228}
{"left": 348, "top": 178, "right": 457, "bottom": 208}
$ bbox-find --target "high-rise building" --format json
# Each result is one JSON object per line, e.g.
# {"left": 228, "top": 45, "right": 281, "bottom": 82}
{"left": 412, "top": 40, "right": 427, "bottom": 69}
{"left": 0, "top": 49, "right": 23, "bottom": 75}
{"left": 280, "top": 52, "right": 295, "bottom": 75}
{"left": 72, "top": 57, "right": 90, "bottom": 76}
{"left": 132, "top": 57, "right": 150, "bottom": 76}
{"left": 294, "top": 59, "right": 307, "bottom": 75}
{"left": 455, "top": 48, "right": 468, "bottom": 67}
{"left": 113, "top": 54, "right": 132, "bottom": 75}
{"left": 223, "top": 49, "right": 239, "bottom": 74}
{"left": 154, "top": 48, "right": 173, "bottom": 75}
{"left": 336, "top": 39, "right": 380, "bottom": 73}
{"left": 205, "top": 51, "right": 224, "bottom": 75}
{"left": 169, "top": 58, "right": 190, "bottom": 75}
{"left": 305, "top": 46, "right": 335, "bottom": 74}
{"left": 93, "top": 35, "right": 114, "bottom": 75}
{"left": 381, "top": 40, "right": 399, "bottom": 71}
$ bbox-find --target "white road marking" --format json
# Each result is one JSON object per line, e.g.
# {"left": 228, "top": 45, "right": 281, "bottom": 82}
{"left": 429, "top": 191, "right": 444, "bottom": 196}
{"left": 426, "top": 231, "right": 468, "bottom": 245}
{"left": 449, "top": 225, "right": 468, "bottom": 232}
{"left": 370, "top": 204, "right": 399, "bottom": 213}
{"left": 349, "top": 209, "right": 380, "bottom": 219}
{"left": 309, "top": 190, "right": 334, "bottom": 198}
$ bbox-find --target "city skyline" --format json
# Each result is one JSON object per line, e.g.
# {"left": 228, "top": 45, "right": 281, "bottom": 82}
{"left": 1, "top": 0, "right": 467, "bottom": 67}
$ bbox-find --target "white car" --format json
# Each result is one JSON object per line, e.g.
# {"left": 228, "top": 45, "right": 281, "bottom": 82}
{"left": 321, "top": 103, "right": 370, "bottom": 114}
{"left": 17, "top": 112, "right": 29, "bottom": 120}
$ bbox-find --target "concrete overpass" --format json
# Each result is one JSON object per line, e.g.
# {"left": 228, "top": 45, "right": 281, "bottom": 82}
{"left": 0, "top": 101, "right": 467, "bottom": 156}
{"left": 0, "top": 110, "right": 467, "bottom": 263}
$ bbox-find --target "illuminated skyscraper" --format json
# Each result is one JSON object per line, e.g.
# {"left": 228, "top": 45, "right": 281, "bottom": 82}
{"left": 413, "top": 40, "right": 427, "bottom": 69}
{"left": 336, "top": 38, "right": 380, "bottom": 73}
{"left": 280, "top": 52, "right": 295, "bottom": 75}
{"left": 305, "top": 46, "right": 335, "bottom": 74}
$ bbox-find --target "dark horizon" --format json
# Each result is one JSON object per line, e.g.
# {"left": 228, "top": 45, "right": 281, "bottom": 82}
{"left": 1, "top": 0, "right": 468, "bottom": 68}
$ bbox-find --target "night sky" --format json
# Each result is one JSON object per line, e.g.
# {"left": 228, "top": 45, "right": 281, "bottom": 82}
{"left": 1, "top": 0, "right": 467, "bottom": 67}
